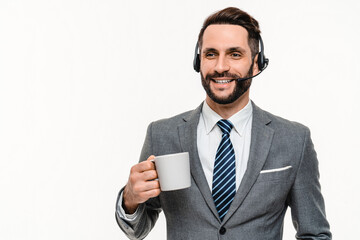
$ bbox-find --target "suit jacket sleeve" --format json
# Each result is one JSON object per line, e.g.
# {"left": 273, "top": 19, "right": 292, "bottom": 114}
{"left": 115, "top": 122, "right": 162, "bottom": 240}
{"left": 288, "top": 127, "right": 332, "bottom": 239}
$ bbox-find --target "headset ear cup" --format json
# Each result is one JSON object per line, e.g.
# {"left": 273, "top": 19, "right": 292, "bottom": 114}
{"left": 257, "top": 35, "right": 269, "bottom": 72}
{"left": 194, "top": 54, "right": 200, "bottom": 72}
{"left": 257, "top": 51, "right": 264, "bottom": 71}
{"left": 193, "top": 42, "right": 201, "bottom": 72}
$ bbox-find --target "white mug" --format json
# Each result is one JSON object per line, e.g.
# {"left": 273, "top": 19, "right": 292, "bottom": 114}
{"left": 152, "top": 152, "right": 191, "bottom": 191}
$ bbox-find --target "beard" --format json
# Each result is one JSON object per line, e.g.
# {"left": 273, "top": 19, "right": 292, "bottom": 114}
{"left": 201, "top": 65, "right": 253, "bottom": 105}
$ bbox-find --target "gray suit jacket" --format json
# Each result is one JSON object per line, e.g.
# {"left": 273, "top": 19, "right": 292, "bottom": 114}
{"left": 116, "top": 102, "right": 331, "bottom": 240}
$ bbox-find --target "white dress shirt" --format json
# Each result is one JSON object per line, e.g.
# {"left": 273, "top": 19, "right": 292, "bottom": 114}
{"left": 197, "top": 100, "right": 253, "bottom": 191}
{"left": 117, "top": 100, "right": 253, "bottom": 220}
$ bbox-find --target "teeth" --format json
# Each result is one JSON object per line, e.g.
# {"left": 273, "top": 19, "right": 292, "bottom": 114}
{"left": 215, "top": 79, "right": 232, "bottom": 84}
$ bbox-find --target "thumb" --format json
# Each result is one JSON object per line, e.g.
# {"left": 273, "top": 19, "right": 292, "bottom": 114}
{"left": 147, "top": 155, "right": 155, "bottom": 161}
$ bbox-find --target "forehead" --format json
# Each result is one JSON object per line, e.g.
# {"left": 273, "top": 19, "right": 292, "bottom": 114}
{"left": 202, "top": 24, "right": 250, "bottom": 51}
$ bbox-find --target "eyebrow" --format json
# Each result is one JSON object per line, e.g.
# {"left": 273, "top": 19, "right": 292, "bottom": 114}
{"left": 202, "top": 47, "right": 246, "bottom": 54}
{"left": 227, "top": 47, "right": 246, "bottom": 54}
{"left": 202, "top": 48, "right": 218, "bottom": 54}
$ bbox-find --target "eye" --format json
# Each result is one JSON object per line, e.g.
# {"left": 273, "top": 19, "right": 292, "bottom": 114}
{"left": 230, "top": 52, "right": 242, "bottom": 58}
{"left": 205, "top": 52, "right": 216, "bottom": 58}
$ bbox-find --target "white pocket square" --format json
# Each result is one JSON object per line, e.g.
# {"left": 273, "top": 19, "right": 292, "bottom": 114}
{"left": 260, "top": 166, "right": 292, "bottom": 174}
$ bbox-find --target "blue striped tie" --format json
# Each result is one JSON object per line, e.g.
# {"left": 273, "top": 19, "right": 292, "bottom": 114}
{"left": 212, "top": 119, "right": 236, "bottom": 221}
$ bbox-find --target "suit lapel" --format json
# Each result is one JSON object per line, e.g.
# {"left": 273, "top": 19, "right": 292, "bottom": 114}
{"left": 178, "top": 103, "right": 220, "bottom": 220}
{"left": 223, "top": 102, "right": 274, "bottom": 223}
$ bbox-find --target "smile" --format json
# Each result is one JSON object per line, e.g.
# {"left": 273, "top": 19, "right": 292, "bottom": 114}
{"left": 212, "top": 79, "right": 234, "bottom": 84}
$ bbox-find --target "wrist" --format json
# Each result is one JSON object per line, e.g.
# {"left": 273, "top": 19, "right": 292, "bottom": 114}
{"left": 122, "top": 186, "right": 139, "bottom": 214}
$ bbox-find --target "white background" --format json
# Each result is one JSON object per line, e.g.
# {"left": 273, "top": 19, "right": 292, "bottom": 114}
{"left": 0, "top": 0, "right": 359, "bottom": 239}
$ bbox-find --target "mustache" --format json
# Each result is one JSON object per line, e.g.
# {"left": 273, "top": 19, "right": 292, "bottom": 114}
{"left": 206, "top": 72, "right": 241, "bottom": 80}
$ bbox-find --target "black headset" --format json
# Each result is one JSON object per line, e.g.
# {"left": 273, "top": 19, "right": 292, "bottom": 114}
{"left": 193, "top": 34, "right": 269, "bottom": 74}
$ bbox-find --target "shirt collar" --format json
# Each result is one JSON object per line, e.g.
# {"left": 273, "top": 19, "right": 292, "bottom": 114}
{"left": 201, "top": 100, "right": 253, "bottom": 136}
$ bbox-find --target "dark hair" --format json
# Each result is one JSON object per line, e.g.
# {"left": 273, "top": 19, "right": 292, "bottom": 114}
{"left": 197, "top": 7, "right": 261, "bottom": 58}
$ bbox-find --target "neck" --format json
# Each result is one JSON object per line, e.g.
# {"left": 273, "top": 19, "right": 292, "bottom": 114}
{"left": 205, "top": 91, "right": 250, "bottom": 119}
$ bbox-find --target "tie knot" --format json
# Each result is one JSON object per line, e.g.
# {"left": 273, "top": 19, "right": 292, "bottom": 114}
{"left": 217, "top": 119, "right": 233, "bottom": 135}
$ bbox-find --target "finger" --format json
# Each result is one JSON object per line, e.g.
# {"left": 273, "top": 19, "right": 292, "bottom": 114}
{"left": 143, "top": 155, "right": 156, "bottom": 171}
{"left": 132, "top": 179, "right": 160, "bottom": 194}
{"left": 131, "top": 160, "right": 155, "bottom": 173}
{"left": 141, "top": 188, "right": 161, "bottom": 200}
{"left": 140, "top": 155, "right": 156, "bottom": 171}
{"left": 147, "top": 155, "right": 155, "bottom": 161}
{"left": 143, "top": 179, "right": 160, "bottom": 191}
{"left": 142, "top": 169, "right": 158, "bottom": 181}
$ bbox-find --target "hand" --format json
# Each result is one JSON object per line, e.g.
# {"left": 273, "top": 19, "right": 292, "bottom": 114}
{"left": 122, "top": 155, "right": 161, "bottom": 214}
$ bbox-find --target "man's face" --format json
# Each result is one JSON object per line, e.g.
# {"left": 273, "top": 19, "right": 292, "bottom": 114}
{"left": 200, "top": 24, "right": 257, "bottom": 105}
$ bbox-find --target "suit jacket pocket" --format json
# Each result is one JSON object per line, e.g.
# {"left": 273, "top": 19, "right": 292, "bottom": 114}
{"left": 256, "top": 166, "right": 293, "bottom": 182}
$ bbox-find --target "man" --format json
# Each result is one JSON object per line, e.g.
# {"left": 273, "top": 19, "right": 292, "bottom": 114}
{"left": 116, "top": 7, "right": 331, "bottom": 240}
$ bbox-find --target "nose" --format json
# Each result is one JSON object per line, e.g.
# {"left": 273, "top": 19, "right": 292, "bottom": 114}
{"left": 214, "top": 55, "right": 230, "bottom": 73}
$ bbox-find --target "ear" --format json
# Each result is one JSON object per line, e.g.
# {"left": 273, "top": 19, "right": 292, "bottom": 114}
{"left": 252, "top": 54, "right": 260, "bottom": 75}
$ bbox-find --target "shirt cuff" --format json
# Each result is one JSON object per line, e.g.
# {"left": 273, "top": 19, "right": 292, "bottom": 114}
{"left": 116, "top": 190, "right": 142, "bottom": 221}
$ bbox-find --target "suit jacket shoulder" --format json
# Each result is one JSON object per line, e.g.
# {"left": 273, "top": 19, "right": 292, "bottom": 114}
{"left": 151, "top": 105, "right": 201, "bottom": 129}
{"left": 252, "top": 102, "right": 311, "bottom": 143}
{"left": 256, "top": 102, "right": 308, "bottom": 127}
{"left": 140, "top": 104, "right": 202, "bottom": 158}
